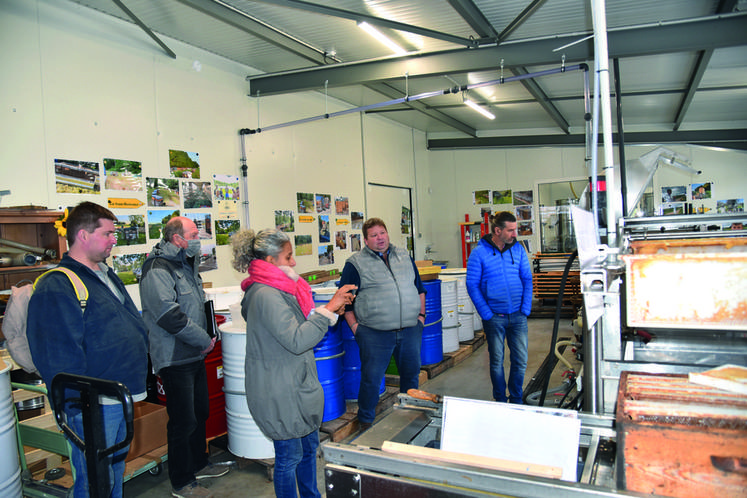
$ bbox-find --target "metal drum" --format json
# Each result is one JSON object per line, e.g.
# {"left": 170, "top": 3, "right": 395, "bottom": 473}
{"left": 341, "top": 321, "right": 386, "bottom": 401}
{"left": 313, "top": 287, "right": 346, "bottom": 422}
{"left": 441, "top": 269, "right": 474, "bottom": 342}
{"left": 421, "top": 279, "right": 443, "bottom": 366}
{"left": 0, "top": 360, "right": 22, "bottom": 498}
{"left": 219, "top": 322, "right": 274, "bottom": 459}
{"left": 440, "top": 276, "right": 460, "bottom": 353}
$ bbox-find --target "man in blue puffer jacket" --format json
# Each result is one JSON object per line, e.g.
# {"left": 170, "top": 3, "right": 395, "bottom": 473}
{"left": 466, "top": 211, "right": 532, "bottom": 403}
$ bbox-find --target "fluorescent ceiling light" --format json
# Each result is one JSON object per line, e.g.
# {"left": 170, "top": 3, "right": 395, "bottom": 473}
{"left": 358, "top": 22, "right": 407, "bottom": 56}
{"left": 464, "top": 99, "right": 495, "bottom": 120}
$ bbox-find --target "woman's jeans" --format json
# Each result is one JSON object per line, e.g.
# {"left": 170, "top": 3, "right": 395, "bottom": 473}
{"left": 273, "top": 430, "right": 322, "bottom": 498}
{"left": 355, "top": 322, "right": 423, "bottom": 423}
{"left": 482, "top": 311, "right": 528, "bottom": 403}
{"left": 68, "top": 403, "right": 128, "bottom": 498}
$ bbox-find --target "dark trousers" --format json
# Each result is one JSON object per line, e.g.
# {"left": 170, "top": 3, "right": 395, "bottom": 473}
{"left": 159, "top": 360, "right": 210, "bottom": 489}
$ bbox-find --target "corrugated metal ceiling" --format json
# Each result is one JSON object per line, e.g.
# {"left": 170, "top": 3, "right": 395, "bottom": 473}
{"left": 63, "top": 0, "right": 747, "bottom": 148}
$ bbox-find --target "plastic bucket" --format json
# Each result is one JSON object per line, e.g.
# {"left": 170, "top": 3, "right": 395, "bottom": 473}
{"left": 421, "top": 280, "right": 443, "bottom": 366}
{"left": 313, "top": 288, "right": 346, "bottom": 422}
{"left": 219, "top": 322, "right": 275, "bottom": 459}
{"left": 440, "top": 277, "right": 458, "bottom": 328}
{"left": 0, "top": 361, "right": 22, "bottom": 498}
{"left": 225, "top": 392, "right": 274, "bottom": 459}
{"left": 205, "top": 339, "right": 226, "bottom": 438}
{"left": 341, "top": 321, "right": 386, "bottom": 400}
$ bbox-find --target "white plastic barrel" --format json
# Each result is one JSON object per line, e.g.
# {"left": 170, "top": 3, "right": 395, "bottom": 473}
{"left": 0, "top": 360, "right": 22, "bottom": 498}
{"left": 219, "top": 322, "right": 275, "bottom": 459}
{"left": 441, "top": 269, "right": 474, "bottom": 342}
{"left": 439, "top": 277, "right": 460, "bottom": 353}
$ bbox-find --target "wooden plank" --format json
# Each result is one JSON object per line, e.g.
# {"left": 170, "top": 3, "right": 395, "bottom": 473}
{"left": 381, "top": 441, "right": 562, "bottom": 479}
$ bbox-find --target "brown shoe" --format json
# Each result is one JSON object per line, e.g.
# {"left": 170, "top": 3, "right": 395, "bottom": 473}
{"left": 172, "top": 482, "right": 213, "bottom": 498}
{"left": 359, "top": 421, "right": 372, "bottom": 432}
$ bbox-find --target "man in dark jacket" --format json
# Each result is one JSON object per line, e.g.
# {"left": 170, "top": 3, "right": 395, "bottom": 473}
{"left": 466, "top": 211, "right": 532, "bottom": 403}
{"left": 28, "top": 201, "right": 149, "bottom": 498}
{"left": 140, "top": 217, "right": 227, "bottom": 498}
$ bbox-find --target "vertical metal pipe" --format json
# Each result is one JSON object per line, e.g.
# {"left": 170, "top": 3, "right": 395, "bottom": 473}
{"left": 591, "top": 0, "right": 617, "bottom": 248}
{"left": 613, "top": 58, "right": 628, "bottom": 216}
{"left": 239, "top": 132, "right": 251, "bottom": 228}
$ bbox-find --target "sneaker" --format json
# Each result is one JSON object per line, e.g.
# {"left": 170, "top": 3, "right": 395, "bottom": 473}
{"left": 195, "top": 463, "right": 230, "bottom": 480}
{"left": 172, "top": 481, "right": 213, "bottom": 498}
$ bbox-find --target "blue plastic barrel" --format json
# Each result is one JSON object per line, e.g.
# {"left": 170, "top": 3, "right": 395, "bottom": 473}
{"left": 313, "top": 288, "right": 346, "bottom": 422}
{"left": 341, "top": 321, "right": 386, "bottom": 400}
{"left": 420, "top": 279, "right": 444, "bottom": 366}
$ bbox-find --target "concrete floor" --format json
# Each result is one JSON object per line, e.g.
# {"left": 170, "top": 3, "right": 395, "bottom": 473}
{"left": 122, "top": 318, "right": 581, "bottom": 497}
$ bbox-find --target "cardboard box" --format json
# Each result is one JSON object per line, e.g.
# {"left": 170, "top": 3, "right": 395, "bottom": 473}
{"left": 126, "top": 401, "right": 168, "bottom": 462}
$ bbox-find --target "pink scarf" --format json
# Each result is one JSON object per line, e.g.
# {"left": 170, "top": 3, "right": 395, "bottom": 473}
{"left": 240, "top": 259, "right": 314, "bottom": 317}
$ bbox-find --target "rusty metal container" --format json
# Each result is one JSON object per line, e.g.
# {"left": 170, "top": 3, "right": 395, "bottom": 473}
{"left": 622, "top": 237, "right": 747, "bottom": 330}
{"left": 616, "top": 371, "right": 747, "bottom": 498}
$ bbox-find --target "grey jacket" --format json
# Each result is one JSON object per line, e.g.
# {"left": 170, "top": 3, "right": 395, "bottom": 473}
{"left": 347, "top": 244, "right": 421, "bottom": 330}
{"left": 140, "top": 240, "right": 211, "bottom": 374}
{"left": 241, "top": 282, "right": 329, "bottom": 440}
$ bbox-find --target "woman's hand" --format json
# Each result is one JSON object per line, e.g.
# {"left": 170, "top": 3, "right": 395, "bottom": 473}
{"left": 324, "top": 284, "right": 357, "bottom": 315}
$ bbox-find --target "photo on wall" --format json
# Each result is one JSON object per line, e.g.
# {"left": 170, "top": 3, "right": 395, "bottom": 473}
{"left": 661, "top": 203, "right": 686, "bottom": 216}
{"left": 215, "top": 219, "right": 240, "bottom": 246}
{"left": 103, "top": 158, "right": 143, "bottom": 191}
{"left": 198, "top": 243, "right": 217, "bottom": 272}
{"left": 318, "top": 215, "right": 330, "bottom": 242}
{"left": 184, "top": 212, "right": 213, "bottom": 239}
{"left": 146, "top": 178, "right": 180, "bottom": 207}
{"left": 213, "top": 174, "right": 239, "bottom": 201}
{"left": 493, "top": 189, "right": 512, "bottom": 205}
{"left": 275, "top": 210, "right": 294, "bottom": 232}
{"left": 717, "top": 198, "right": 744, "bottom": 213}
{"left": 518, "top": 221, "right": 534, "bottom": 236}
{"left": 316, "top": 194, "right": 331, "bottom": 214}
{"left": 401, "top": 206, "right": 411, "bottom": 234}
{"left": 335, "top": 196, "right": 349, "bottom": 215}
{"left": 513, "top": 190, "right": 533, "bottom": 205}
{"left": 661, "top": 185, "right": 686, "bottom": 203}
{"left": 147, "top": 209, "right": 180, "bottom": 240}
{"left": 351, "top": 212, "right": 364, "bottom": 229}
{"left": 691, "top": 182, "right": 712, "bottom": 200}
{"left": 335, "top": 231, "right": 347, "bottom": 250}
{"left": 318, "top": 244, "right": 334, "bottom": 265}
{"left": 350, "top": 233, "right": 361, "bottom": 252}
{"left": 295, "top": 235, "right": 312, "bottom": 256}
{"left": 515, "top": 205, "right": 533, "bottom": 221}
{"left": 113, "top": 253, "right": 147, "bottom": 285}
{"left": 297, "top": 192, "right": 314, "bottom": 213}
{"left": 114, "top": 214, "right": 146, "bottom": 246}
{"left": 183, "top": 181, "right": 213, "bottom": 209}
{"left": 55, "top": 158, "right": 100, "bottom": 195}
{"left": 473, "top": 190, "right": 491, "bottom": 205}
{"left": 169, "top": 149, "right": 200, "bottom": 179}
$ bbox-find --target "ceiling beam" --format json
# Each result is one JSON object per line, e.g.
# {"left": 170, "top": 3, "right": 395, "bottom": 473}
{"left": 112, "top": 0, "right": 176, "bottom": 58}
{"left": 446, "top": 0, "right": 499, "bottom": 38}
{"left": 496, "top": 0, "right": 547, "bottom": 43}
{"left": 248, "top": 0, "right": 479, "bottom": 47}
{"left": 364, "top": 83, "right": 477, "bottom": 137}
{"left": 174, "top": 0, "right": 339, "bottom": 65}
{"left": 247, "top": 13, "right": 747, "bottom": 97}
{"left": 426, "top": 129, "right": 747, "bottom": 150}
{"left": 512, "top": 66, "right": 570, "bottom": 134}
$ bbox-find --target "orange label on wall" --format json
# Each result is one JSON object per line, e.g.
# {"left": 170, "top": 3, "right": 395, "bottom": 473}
{"left": 108, "top": 198, "right": 144, "bottom": 209}
{"left": 298, "top": 215, "right": 315, "bottom": 223}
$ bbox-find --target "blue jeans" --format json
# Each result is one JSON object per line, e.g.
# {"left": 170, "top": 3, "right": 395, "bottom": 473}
{"left": 355, "top": 322, "right": 423, "bottom": 423}
{"left": 482, "top": 312, "right": 528, "bottom": 403}
{"left": 159, "top": 360, "right": 210, "bottom": 489}
{"left": 68, "top": 403, "right": 129, "bottom": 498}
{"left": 273, "top": 430, "right": 322, "bottom": 498}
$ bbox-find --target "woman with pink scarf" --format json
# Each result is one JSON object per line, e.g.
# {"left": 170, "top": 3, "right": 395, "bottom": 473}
{"left": 231, "top": 228, "right": 355, "bottom": 498}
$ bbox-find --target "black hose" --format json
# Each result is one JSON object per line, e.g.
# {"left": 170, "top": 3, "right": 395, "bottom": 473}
{"left": 538, "top": 250, "right": 578, "bottom": 407}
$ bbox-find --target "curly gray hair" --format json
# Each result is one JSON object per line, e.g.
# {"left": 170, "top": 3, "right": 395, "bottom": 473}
{"left": 230, "top": 228, "right": 290, "bottom": 272}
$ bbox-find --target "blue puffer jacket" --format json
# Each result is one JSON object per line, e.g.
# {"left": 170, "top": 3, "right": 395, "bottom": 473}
{"left": 466, "top": 234, "right": 533, "bottom": 320}
{"left": 27, "top": 254, "right": 149, "bottom": 403}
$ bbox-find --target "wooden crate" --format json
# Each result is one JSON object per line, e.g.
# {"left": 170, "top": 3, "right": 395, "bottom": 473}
{"left": 616, "top": 371, "right": 747, "bottom": 498}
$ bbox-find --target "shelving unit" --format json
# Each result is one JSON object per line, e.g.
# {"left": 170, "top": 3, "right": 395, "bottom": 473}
{"left": 0, "top": 208, "right": 66, "bottom": 291}
{"left": 459, "top": 213, "right": 489, "bottom": 267}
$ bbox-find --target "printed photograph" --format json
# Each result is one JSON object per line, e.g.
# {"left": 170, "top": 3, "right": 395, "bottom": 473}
{"left": 297, "top": 192, "right": 314, "bottom": 213}
{"left": 198, "top": 243, "right": 217, "bottom": 272}
{"left": 661, "top": 185, "right": 686, "bottom": 203}
{"left": 518, "top": 221, "right": 534, "bottom": 236}
{"left": 513, "top": 190, "right": 533, "bottom": 205}
{"left": 335, "top": 231, "right": 347, "bottom": 250}
{"left": 183, "top": 181, "right": 213, "bottom": 209}
{"left": 215, "top": 219, "right": 240, "bottom": 246}
{"left": 295, "top": 235, "right": 312, "bottom": 256}
{"left": 184, "top": 212, "right": 213, "bottom": 239}
{"left": 515, "top": 205, "right": 533, "bottom": 221}
{"left": 103, "top": 158, "right": 143, "bottom": 191}
{"left": 716, "top": 198, "right": 744, "bottom": 213}
{"left": 146, "top": 177, "right": 180, "bottom": 207}
{"left": 113, "top": 253, "right": 147, "bottom": 285}
{"left": 351, "top": 211, "right": 364, "bottom": 229}
{"left": 661, "top": 202, "right": 686, "bottom": 216}
{"left": 691, "top": 182, "right": 712, "bottom": 200}
{"left": 335, "top": 196, "right": 349, "bottom": 215}
{"left": 315, "top": 193, "right": 331, "bottom": 214}
{"left": 213, "top": 174, "right": 239, "bottom": 201}
{"left": 275, "top": 210, "right": 294, "bottom": 232}
{"left": 55, "top": 159, "right": 100, "bottom": 194}
{"left": 350, "top": 233, "right": 362, "bottom": 252}
{"left": 318, "top": 244, "right": 334, "bottom": 265}
{"left": 318, "top": 214, "right": 330, "bottom": 243}
{"left": 493, "top": 189, "right": 512, "bottom": 205}
{"left": 169, "top": 149, "right": 200, "bottom": 179}
{"left": 147, "top": 209, "right": 180, "bottom": 240}
{"left": 114, "top": 214, "right": 146, "bottom": 246}
{"left": 473, "top": 190, "right": 490, "bottom": 205}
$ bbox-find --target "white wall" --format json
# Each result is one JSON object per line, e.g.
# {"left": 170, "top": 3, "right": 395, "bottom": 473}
{"left": 0, "top": 0, "right": 428, "bottom": 302}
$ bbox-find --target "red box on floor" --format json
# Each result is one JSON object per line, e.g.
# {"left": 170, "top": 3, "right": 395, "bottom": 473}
{"left": 126, "top": 401, "right": 168, "bottom": 462}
